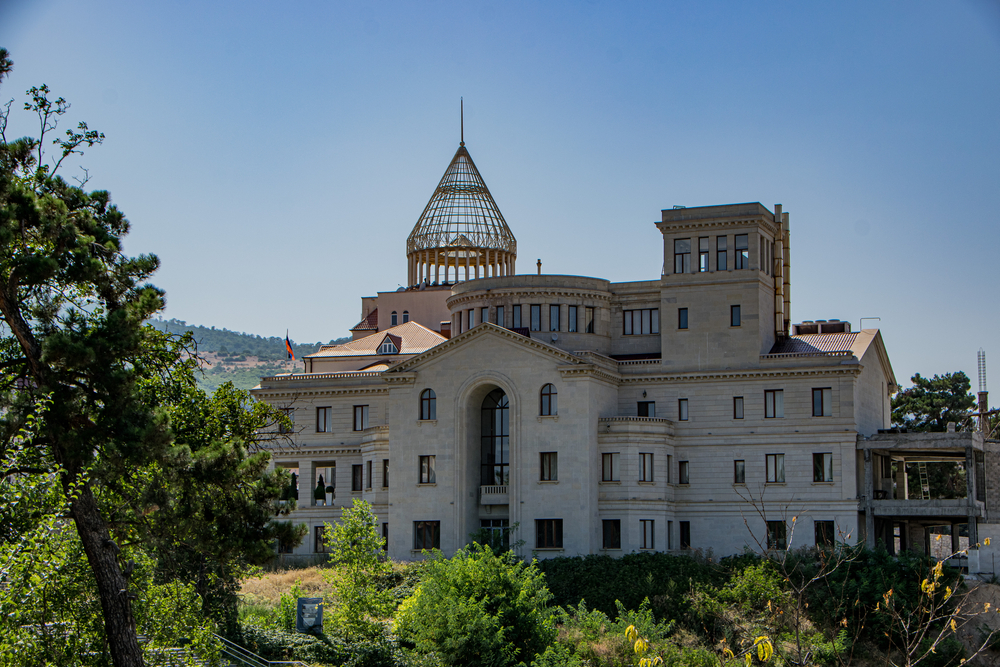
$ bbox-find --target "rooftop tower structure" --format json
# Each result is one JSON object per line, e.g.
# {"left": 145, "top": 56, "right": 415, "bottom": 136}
{"left": 406, "top": 104, "right": 516, "bottom": 287}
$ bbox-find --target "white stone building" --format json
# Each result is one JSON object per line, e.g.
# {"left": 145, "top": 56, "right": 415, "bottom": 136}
{"left": 252, "top": 137, "right": 999, "bottom": 567}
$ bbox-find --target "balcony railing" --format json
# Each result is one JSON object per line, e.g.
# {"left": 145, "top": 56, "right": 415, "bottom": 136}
{"left": 480, "top": 485, "right": 509, "bottom": 505}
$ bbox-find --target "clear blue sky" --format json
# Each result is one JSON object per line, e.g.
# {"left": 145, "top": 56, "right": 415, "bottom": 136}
{"left": 2, "top": 0, "right": 999, "bottom": 394}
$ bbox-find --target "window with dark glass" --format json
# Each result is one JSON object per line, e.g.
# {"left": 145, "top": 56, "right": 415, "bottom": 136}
{"left": 550, "top": 304, "right": 560, "bottom": 331}
{"left": 540, "top": 452, "right": 558, "bottom": 481}
{"left": 480, "top": 519, "right": 510, "bottom": 550}
{"left": 764, "top": 390, "right": 783, "bottom": 418}
{"left": 637, "top": 401, "right": 655, "bottom": 418}
{"left": 813, "top": 453, "right": 833, "bottom": 482}
{"left": 316, "top": 406, "right": 331, "bottom": 433}
{"left": 716, "top": 236, "right": 727, "bottom": 271}
{"left": 381, "top": 522, "right": 388, "bottom": 551}
{"left": 734, "top": 460, "right": 745, "bottom": 484}
{"left": 674, "top": 238, "right": 691, "bottom": 274}
{"left": 402, "top": 310, "right": 409, "bottom": 323}
{"left": 353, "top": 405, "right": 369, "bottom": 431}
{"left": 601, "top": 452, "right": 620, "bottom": 481}
{"left": 352, "top": 465, "right": 363, "bottom": 491}
{"left": 530, "top": 305, "right": 541, "bottom": 331}
{"left": 735, "top": 234, "right": 748, "bottom": 269}
{"left": 585, "top": 307, "right": 595, "bottom": 333}
{"left": 766, "top": 454, "right": 785, "bottom": 483}
{"left": 666, "top": 455, "right": 672, "bottom": 483}
{"left": 815, "top": 520, "right": 835, "bottom": 547}
{"left": 812, "top": 388, "right": 832, "bottom": 417}
{"left": 481, "top": 389, "right": 509, "bottom": 485}
{"left": 767, "top": 521, "right": 787, "bottom": 550}
{"left": 699, "top": 237, "right": 709, "bottom": 271}
{"left": 420, "top": 389, "right": 437, "bottom": 420}
{"left": 419, "top": 455, "right": 436, "bottom": 484}
{"left": 414, "top": 521, "right": 440, "bottom": 550}
{"left": 679, "top": 521, "right": 691, "bottom": 549}
{"left": 481, "top": 307, "right": 489, "bottom": 324}
{"left": 734, "top": 396, "right": 744, "bottom": 419}
{"left": 568, "top": 305, "right": 578, "bottom": 332}
{"left": 640, "top": 453, "right": 653, "bottom": 482}
{"left": 679, "top": 460, "right": 690, "bottom": 484}
{"left": 536, "top": 519, "right": 563, "bottom": 549}
{"left": 640, "top": 520, "right": 655, "bottom": 550}
{"left": 382, "top": 459, "right": 389, "bottom": 488}
{"left": 678, "top": 398, "right": 688, "bottom": 421}
{"left": 366, "top": 460, "right": 372, "bottom": 489}
{"left": 512, "top": 305, "right": 522, "bottom": 329}
{"left": 731, "top": 305, "right": 741, "bottom": 327}
{"left": 540, "top": 383, "right": 557, "bottom": 416}
{"left": 678, "top": 308, "right": 688, "bottom": 330}
{"left": 623, "top": 308, "right": 659, "bottom": 335}
{"left": 495, "top": 306, "right": 504, "bottom": 326}
{"left": 602, "top": 519, "right": 621, "bottom": 549}
{"left": 391, "top": 311, "right": 398, "bottom": 326}
{"left": 467, "top": 309, "right": 474, "bottom": 330}
{"left": 667, "top": 520, "right": 673, "bottom": 549}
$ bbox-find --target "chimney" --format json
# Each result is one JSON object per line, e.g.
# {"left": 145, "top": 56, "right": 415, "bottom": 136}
{"left": 537, "top": 259, "right": 542, "bottom": 275}
{"left": 439, "top": 321, "right": 451, "bottom": 340}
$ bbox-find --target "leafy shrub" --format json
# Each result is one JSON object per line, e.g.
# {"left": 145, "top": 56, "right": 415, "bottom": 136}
{"left": 238, "top": 622, "right": 348, "bottom": 663}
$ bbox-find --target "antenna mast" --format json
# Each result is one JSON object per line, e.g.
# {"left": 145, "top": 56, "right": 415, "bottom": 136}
{"left": 460, "top": 97, "right": 464, "bottom": 146}
{"left": 978, "top": 348, "right": 990, "bottom": 435}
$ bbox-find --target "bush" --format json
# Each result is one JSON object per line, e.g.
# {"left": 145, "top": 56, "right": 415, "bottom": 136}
{"left": 395, "top": 542, "right": 556, "bottom": 666}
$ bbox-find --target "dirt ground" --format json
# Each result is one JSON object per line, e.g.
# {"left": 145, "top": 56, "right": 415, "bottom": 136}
{"left": 956, "top": 582, "right": 1000, "bottom": 664}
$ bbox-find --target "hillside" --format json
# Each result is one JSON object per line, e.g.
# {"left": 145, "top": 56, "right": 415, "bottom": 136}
{"left": 150, "top": 318, "right": 350, "bottom": 392}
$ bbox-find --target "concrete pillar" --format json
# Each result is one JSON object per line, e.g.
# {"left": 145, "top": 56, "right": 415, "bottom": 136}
{"left": 895, "top": 460, "right": 908, "bottom": 499}
{"left": 864, "top": 449, "right": 875, "bottom": 549}
{"left": 951, "top": 523, "right": 960, "bottom": 554}
{"left": 967, "top": 446, "right": 980, "bottom": 546}
{"left": 434, "top": 249, "right": 440, "bottom": 284}
{"left": 908, "top": 523, "right": 926, "bottom": 554}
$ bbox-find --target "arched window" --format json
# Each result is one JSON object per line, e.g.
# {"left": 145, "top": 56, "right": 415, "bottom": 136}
{"left": 402, "top": 311, "right": 410, "bottom": 323}
{"left": 420, "top": 389, "right": 436, "bottom": 420}
{"left": 391, "top": 311, "right": 398, "bottom": 326}
{"left": 540, "top": 383, "right": 557, "bottom": 416}
{"left": 481, "top": 389, "right": 509, "bottom": 485}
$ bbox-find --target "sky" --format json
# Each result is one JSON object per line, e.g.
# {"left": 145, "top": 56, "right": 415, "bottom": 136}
{"left": 1, "top": 0, "right": 998, "bottom": 394}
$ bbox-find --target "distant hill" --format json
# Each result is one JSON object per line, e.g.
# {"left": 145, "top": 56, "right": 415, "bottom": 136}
{"left": 150, "top": 318, "right": 350, "bottom": 392}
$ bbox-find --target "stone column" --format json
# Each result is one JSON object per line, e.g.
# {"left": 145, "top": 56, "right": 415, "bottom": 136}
{"left": 864, "top": 449, "right": 875, "bottom": 549}
{"left": 435, "top": 249, "right": 440, "bottom": 284}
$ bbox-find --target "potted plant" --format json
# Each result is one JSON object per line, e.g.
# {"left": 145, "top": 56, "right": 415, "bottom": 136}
{"left": 314, "top": 475, "right": 326, "bottom": 506}
{"left": 325, "top": 485, "right": 335, "bottom": 506}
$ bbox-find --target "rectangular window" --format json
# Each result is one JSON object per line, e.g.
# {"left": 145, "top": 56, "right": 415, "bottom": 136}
{"left": 413, "top": 521, "right": 440, "bottom": 550}
{"left": 760, "top": 239, "right": 765, "bottom": 275}
{"left": 731, "top": 305, "right": 741, "bottom": 327}
{"left": 640, "top": 520, "right": 655, "bottom": 550}
{"left": 279, "top": 407, "right": 294, "bottom": 434}
{"left": 678, "top": 308, "right": 688, "bottom": 330}
{"left": 735, "top": 234, "right": 748, "bottom": 269}
{"left": 353, "top": 405, "right": 369, "bottom": 431}
{"left": 512, "top": 304, "right": 522, "bottom": 329}
{"left": 812, "top": 388, "right": 832, "bottom": 417}
{"left": 764, "top": 390, "right": 784, "bottom": 418}
{"left": 536, "top": 519, "right": 563, "bottom": 549}
{"left": 352, "top": 465, "right": 363, "bottom": 492}
{"left": 698, "top": 237, "right": 709, "bottom": 272}
{"left": 366, "top": 460, "right": 372, "bottom": 489}
{"left": 495, "top": 305, "right": 504, "bottom": 326}
{"left": 540, "top": 452, "right": 558, "bottom": 481}
{"left": 315, "top": 525, "right": 326, "bottom": 553}
{"left": 602, "top": 519, "right": 621, "bottom": 549}
{"left": 480, "top": 519, "right": 510, "bottom": 549}
{"left": 382, "top": 459, "right": 389, "bottom": 488}
{"left": 601, "top": 452, "right": 620, "bottom": 481}
{"left": 550, "top": 304, "right": 560, "bottom": 331}
{"left": 734, "top": 459, "right": 746, "bottom": 484}
{"left": 679, "top": 460, "right": 690, "bottom": 484}
{"left": 419, "top": 455, "right": 436, "bottom": 484}
{"left": 316, "top": 406, "right": 332, "bottom": 433}
{"left": 623, "top": 308, "right": 659, "bottom": 335}
{"left": 813, "top": 453, "right": 833, "bottom": 482}
{"left": 637, "top": 401, "right": 655, "bottom": 418}
{"left": 568, "top": 305, "right": 578, "bottom": 332}
{"left": 716, "top": 236, "right": 727, "bottom": 271}
{"left": 767, "top": 521, "right": 787, "bottom": 550}
{"left": 382, "top": 522, "right": 389, "bottom": 551}
{"left": 679, "top": 521, "right": 691, "bottom": 549}
{"left": 666, "top": 455, "right": 672, "bottom": 483}
{"left": 468, "top": 309, "right": 475, "bottom": 330}
{"left": 674, "top": 238, "right": 691, "bottom": 274}
{"left": 734, "top": 396, "right": 744, "bottom": 419}
{"left": 815, "top": 520, "right": 836, "bottom": 547}
{"left": 530, "top": 305, "right": 541, "bottom": 331}
{"left": 585, "top": 307, "right": 595, "bottom": 333}
{"left": 481, "top": 307, "right": 489, "bottom": 324}
{"left": 678, "top": 398, "right": 688, "bottom": 421}
{"left": 766, "top": 454, "right": 785, "bottom": 483}
{"left": 640, "top": 453, "right": 654, "bottom": 482}
{"left": 667, "top": 520, "right": 673, "bottom": 549}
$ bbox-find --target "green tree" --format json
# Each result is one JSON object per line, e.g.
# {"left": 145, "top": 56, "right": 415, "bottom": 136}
{"left": 322, "top": 498, "right": 394, "bottom": 640}
{"left": 892, "top": 372, "right": 976, "bottom": 432}
{"left": 395, "top": 542, "right": 556, "bottom": 667}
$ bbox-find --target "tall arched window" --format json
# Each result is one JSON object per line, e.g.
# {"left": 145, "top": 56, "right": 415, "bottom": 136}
{"left": 540, "top": 383, "right": 557, "bottom": 416}
{"left": 402, "top": 310, "right": 409, "bottom": 323}
{"left": 481, "top": 389, "right": 509, "bottom": 485}
{"left": 420, "top": 389, "right": 436, "bottom": 420}
{"left": 391, "top": 311, "right": 398, "bottom": 326}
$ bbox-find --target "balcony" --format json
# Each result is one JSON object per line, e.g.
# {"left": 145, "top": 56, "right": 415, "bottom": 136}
{"left": 480, "top": 485, "right": 509, "bottom": 505}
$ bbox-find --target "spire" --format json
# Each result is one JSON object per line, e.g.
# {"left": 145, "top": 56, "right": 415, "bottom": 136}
{"left": 460, "top": 97, "right": 464, "bottom": 147}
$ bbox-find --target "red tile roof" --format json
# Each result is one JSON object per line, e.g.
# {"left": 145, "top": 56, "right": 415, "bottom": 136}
{"left": 351, "top": 309, "right": 378, "bottom": 331}
{"left": 768, "top": 332, "right": 860, "bottom": 355}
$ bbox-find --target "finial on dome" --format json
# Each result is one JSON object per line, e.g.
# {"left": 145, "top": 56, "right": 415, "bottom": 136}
{"left": 460, "top": 97, "right": 464, "bottom": 147}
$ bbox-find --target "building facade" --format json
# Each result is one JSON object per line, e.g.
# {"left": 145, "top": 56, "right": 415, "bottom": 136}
{"left": 252, "top": 138, "right": 998, "bottom": 567}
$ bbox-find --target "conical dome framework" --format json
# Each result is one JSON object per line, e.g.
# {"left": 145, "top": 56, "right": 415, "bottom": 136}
{"left": 406, "top": 144, "right": 516, "bottom": 286}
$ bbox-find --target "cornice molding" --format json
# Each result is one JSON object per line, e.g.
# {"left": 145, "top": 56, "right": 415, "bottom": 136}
{"left": 619, "top": 366, "right": 863, "bottom": 384}
{"left": 252, "top": 386, "right": 390, "bottom": 400}
{"left": 447, "top": 287, "right": 613, "bottom": 308}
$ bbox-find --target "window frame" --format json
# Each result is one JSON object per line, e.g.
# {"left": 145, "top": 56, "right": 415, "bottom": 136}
{"left": 638, "top": 401, "right": 655, "bottom": 418}
{"left": 535, "top": 518, "right": 563, "bottom": 549}
{"left": 698, "top": 236, "right": 709, "bottom": 272}
{"left": 512, "top": 304, "right": 522, "bottom": 329}
{"left": 351, "top": 464, "right": 363, "bottom": 492}
{"left": 530, "top": 304, "right": 541, "bottom": 331}
{"left": 481, "top": 307, "right": 489, "bottom": 324}
{"left": 382, "top": 458, "right": 389, "bottom": 488}
{"left": 495, "top": 305, "right": 504, "bottom": 326}
{"left": 585, "top": 307, "right": 595, "bottom": 333}
{"left": 678, "top": 398, "right": 689, "bottom": 421}
{"left": 735, "top": 234, "right": 748, "bottom": 269}
{"left": 540, "top": 383, "right": 557, "bottom": 416}
{"left": 766, "top": 453, "right": 785, "bottom": 483}
{"left": 813, "top": 452, "right": 833, "bottom": 482}
{"left": 674, "top": 238, "right": 691, "bottom": 274}
{"left": 767, "top": 520, "right": 787, "bottom": 550}
{"left": 353, "top": 405, "right": 369, "bottom": 431}
{"left": 390, "top": 311, "right": 398, "bottom": 326}
{"left": 366, "top": 460, "right": 372, "bottom": 489}
{"left": 640, "top": 519, "right": 655, "bottom": 550}
{"left": 639, "top": 452, "right": 654, "bottom": 482}
{"left": 678, "top": 307, "right": 688, "bottom": 330}
{"left": 413, "top": 520, "right": 440, "bottom": 550}
{"left": 734, "top": 459, "right": 746, "bottom": 484}
{"left": 420, "top": 388, "right": 437, "bottom": 420}
{"left": 549, "top": 304, "right": 560, "bottom": 331}
{"left": 812, "top": 387, "right": 832, "bottom": 417}
{"left": 716, "top": 235, "right": 727, "bottom": 271}
{"left": 601, "top": 452, "right": 620, "bottom": 482}
{"left": 733, "top": 396, "right": 744, "bottom": 419}
{"left": 678, "top": 460, "right": 690, "bottom": 485}
{"left": 278, "top": 407, "right": 294, "bottom": 434}
{"left": 764, "top": 390, "right": 784, "bottom": 419}
{"left": 815, "top": 520, "right": 836, "bottom": 547}
{"left": 316, "top": 406, "right": 332, "bottom": 433}
{"left": 602, "top": 519, "right": 622, "bottom": 549}
{"left": 402, "top": 310, "right": 409, "bottom": 323}
{"left": 568, "top": 305, "right": 578, "bottom": 332}
{"left": 467, "top": 309, "right": 474, "bottom": 330}
{"left": 730, "top": 304, "right": 741, "bottom": 327}
{"left": 623, "top": 308, "right": 659, "bottom": 335}
{"left": 418, "top": 455, "right": 436, "bottom": 484}
{"left": 679, "top": 521, "right": 691, "bottom": 549}
{"left": 540, "top": 452, "right": 558, "bottom": 481}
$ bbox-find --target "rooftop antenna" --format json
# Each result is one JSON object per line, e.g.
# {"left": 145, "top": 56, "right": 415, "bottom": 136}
{"left": 978, "top": 348, "right": 987, "bottom": 393}
{"left": 978, "top": 348, "right": 990, "bottom": 435}
{"left": 460, "top": 97, "right": 464, "bottom": 147}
